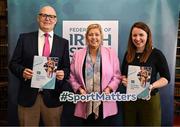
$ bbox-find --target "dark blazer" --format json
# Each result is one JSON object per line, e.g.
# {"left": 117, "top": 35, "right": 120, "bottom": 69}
{"left": 9, "top": 31, "right": 70, "bottom": 108}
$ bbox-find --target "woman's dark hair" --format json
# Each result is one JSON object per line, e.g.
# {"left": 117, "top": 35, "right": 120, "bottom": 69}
{"left": 126, "top": 22, "right": 153, "bottom": 63}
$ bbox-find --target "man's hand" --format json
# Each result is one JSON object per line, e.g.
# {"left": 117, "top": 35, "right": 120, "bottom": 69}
{"left": 23, "top": 68, "right": 33, "bottom": 80}
{"left": 56, "top": 70, "right": 64, "bottom": 80}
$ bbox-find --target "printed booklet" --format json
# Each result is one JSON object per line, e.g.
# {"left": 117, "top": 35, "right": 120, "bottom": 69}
{"left": 31, "top": 56, "right": 59, "bottom": 89}
{"left": 127, "top": 65, "right": 152, "bottom": 100}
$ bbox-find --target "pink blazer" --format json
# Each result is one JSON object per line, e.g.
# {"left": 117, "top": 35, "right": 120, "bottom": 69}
{"left": 69, "top": 47, "right": 121, "bottom": 119}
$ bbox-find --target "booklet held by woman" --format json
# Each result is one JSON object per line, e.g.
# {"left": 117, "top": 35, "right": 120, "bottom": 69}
{"left": 31, "top": 56, "right": 59, "bottom": 89}
{"left": 127, "top": 65, "right": 152, "bottom": 100}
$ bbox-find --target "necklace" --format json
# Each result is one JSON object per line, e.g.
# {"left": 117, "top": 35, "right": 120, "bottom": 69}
{"left": 136, "top": 53, "right": 142, "bottom": 59}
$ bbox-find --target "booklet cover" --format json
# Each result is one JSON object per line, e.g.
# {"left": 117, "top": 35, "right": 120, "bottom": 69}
{"left": 127, "top": 65, "right": 152, "bottom": 100}
{"left": 31, "top": 56, "right": 59, "bottom": 89}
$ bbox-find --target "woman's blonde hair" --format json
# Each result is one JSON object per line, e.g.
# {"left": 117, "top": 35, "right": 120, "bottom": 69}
{"left": 85, "top": 23, "right": 103, "bottom": 44}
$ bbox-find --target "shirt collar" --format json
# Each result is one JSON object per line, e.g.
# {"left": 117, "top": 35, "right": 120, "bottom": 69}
{"left": 38, "top": 29, "right": 54, "bottom": 38}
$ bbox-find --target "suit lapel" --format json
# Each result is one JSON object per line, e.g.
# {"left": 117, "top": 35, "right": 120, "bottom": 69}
{"left": 78, "top": 48, "right": 87, "bottom": 87}
{"left": 32, "top": 32, "right": 38, "bottom": 56}
{"left": 50, "top": 34, "right": 58, "bottom": 56}
{"left": 101, "top": 47, "right": 107, "bottom": 90}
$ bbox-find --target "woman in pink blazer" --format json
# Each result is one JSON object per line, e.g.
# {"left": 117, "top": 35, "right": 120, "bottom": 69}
{"left": 69, "top": 24, "right": 121, "bottom": 126}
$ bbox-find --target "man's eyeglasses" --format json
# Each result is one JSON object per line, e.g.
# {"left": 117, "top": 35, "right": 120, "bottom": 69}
{"left": 39, "top": 13, "right": 57, "bottom": 20}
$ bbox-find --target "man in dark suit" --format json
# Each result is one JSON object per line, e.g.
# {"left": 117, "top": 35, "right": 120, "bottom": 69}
{"left": 9, "top": 5, "right": 70, "bottom": 126}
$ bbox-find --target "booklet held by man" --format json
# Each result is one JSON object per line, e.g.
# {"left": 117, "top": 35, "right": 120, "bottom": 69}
{"left": 127, "top": 65, "right": 152, "bottom": 100}
{"left": 31, "top": 56, "right": 59, "bottom": 89}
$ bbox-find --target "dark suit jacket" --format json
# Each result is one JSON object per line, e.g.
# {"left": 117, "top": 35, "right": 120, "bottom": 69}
{"left": 9, "top": 31, "right": 70, "bottom": 108}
